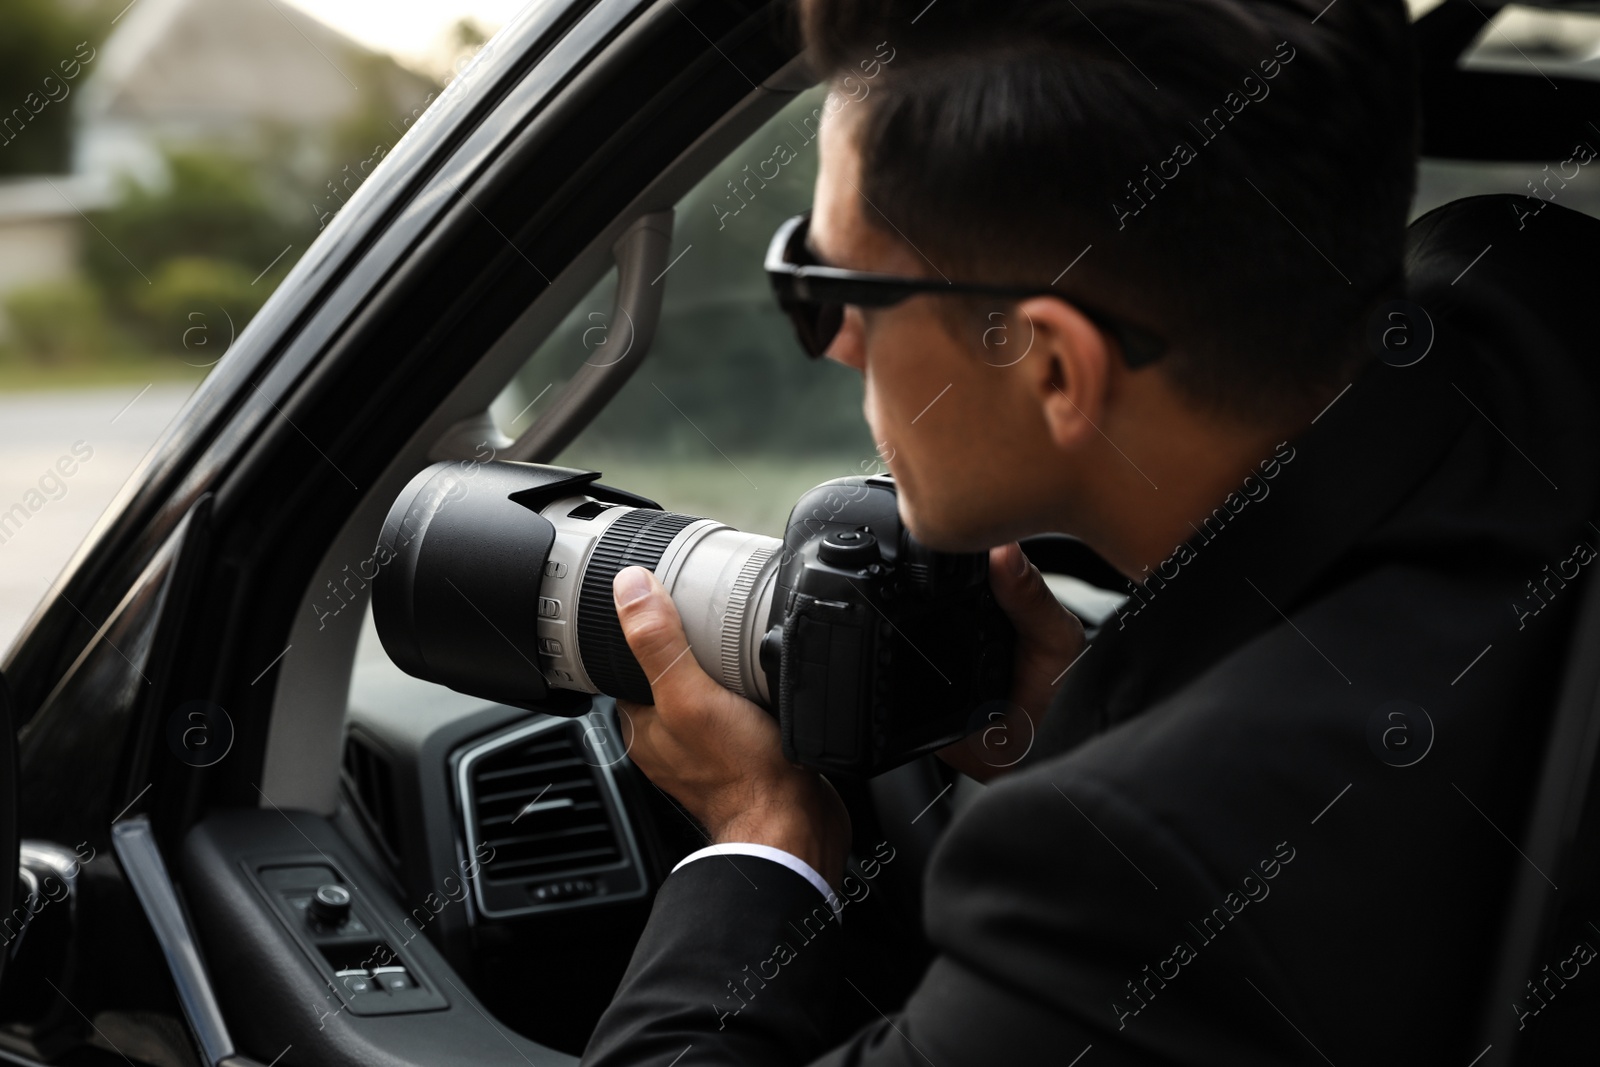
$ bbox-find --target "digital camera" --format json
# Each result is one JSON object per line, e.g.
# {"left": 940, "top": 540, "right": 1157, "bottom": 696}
{"left": 371, "top": 461, "right": 1014, "bottom": 776}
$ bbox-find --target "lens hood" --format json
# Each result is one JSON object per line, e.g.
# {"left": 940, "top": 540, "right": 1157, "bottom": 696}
{"left": 372, "top": 461, "right": 645, "bottom": 712}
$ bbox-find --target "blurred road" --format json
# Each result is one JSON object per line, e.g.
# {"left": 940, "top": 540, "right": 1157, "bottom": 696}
{"left": 0, "top": 383, "right": 200, "bottom": 658}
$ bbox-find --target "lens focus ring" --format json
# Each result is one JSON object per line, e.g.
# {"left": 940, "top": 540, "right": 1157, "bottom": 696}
{"left": 720, "top": 545, "right": 775, "bottom": 699}
{"left": 576, "top": 509, "right": 701, "bottom": 703}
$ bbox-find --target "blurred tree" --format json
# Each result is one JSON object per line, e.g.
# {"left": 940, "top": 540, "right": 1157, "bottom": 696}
{"left": 451, "top": 18, "right": 491, "bottom": 54}
{"left": 137, "top": 257, "right": 267, "bottom": 356}
{"left": 85, "top": 147, "right": 297, "bottom": 302}
{"left": 247, "top": 52, "right": 440, "bottom": 244}
{"left": 315, "top": 51, "right": 441, "bottom": 224}
{"left": 81, "top": 147, "right": 300, "bottom": 355}
{"left": 1, "top": 5, "right": 438, "bottom": 369}
{"left": 0, "top": 0, "right": 89, "bottom": 176}
{"left": 439, "top": 18, "right": 492, "bottom": 85}
{"left": 3, "top": 279, "right": 111, "bottom": 364}
{"left": 79, "top": 44, "right": 439, "bottom": 357}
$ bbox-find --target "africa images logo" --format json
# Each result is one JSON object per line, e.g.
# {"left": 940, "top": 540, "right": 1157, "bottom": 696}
{"left": 1113, "top": 441, "right": 1297, "bottom": 629}
{"left": 1112, "top": 840, "right": 1297, "bottom": 1030}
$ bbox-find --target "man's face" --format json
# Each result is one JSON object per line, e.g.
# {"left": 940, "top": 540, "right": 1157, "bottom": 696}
{"left": 809, "top": 98, "right": 1065, "bottom": 552}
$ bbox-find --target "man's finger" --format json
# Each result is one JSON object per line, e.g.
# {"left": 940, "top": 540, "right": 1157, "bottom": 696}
{"left": 612, "top": 566, "right": 711, "bottom": 704}
{"left": 988, "top": 544, "right": 1082, "bottom": 652}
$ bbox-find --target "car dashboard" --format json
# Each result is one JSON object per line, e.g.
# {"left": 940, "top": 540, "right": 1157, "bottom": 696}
{"left": 329, "top": 617, "right": 701, "bottom": 1054}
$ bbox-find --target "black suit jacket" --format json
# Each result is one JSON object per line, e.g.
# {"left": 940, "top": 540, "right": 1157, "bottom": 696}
{"left": 582, "top": 198, "right": 1600, "bottom": 1065}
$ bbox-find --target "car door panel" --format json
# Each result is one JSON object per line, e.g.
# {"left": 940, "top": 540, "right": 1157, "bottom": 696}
{"left": 179, "top": 809, "right": 577, "bottom": 1067}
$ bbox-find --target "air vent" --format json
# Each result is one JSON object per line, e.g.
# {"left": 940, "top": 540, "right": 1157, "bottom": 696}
{"left": 458, "top": 718, "right": 646, "bottom": 917}
{"left": 343, "top": 734, "right": 401, "bottom": 864}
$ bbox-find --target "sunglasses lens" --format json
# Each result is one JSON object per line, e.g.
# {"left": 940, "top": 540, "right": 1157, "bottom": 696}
{"left": 788, "top": 300, "right": 843, "bottom": 359}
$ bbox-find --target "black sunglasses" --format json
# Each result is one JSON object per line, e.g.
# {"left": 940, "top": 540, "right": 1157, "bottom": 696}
{"left": 764, "top": 211, "right": 1167, "bottom": 367}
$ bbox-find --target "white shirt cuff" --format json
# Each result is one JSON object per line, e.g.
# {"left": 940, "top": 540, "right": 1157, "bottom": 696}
{"left": 672, "top": 842, "right": 842, "bottom": 919}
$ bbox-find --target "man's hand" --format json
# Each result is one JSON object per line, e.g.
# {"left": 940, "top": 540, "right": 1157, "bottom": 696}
{"left": 938, "top": 542, "right": 1085, "bottom": 783}
{"left": 611, "top": 566, "right": 851, "bottom": 889}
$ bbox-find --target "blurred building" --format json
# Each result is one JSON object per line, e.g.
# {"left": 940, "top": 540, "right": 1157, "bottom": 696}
{"left": 0, "top": 175, "right": 106, "bottom": 309}
{"left": 72, "top": 0, "right": 432, "bottom": 186}
{"left": 0, "top": 0, "right": 432, "bottom": 331}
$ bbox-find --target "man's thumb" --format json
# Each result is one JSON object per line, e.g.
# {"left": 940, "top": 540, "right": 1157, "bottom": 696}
{"left": 612, "top": 566, "right": 692, "bottom": 690}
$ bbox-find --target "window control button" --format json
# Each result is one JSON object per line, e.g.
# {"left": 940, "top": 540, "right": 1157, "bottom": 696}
{"left": 372, "top": 967, "right": 413, "bottom": 992}
{"left": 335, "top": 970, "right": 380, "bottom": 996}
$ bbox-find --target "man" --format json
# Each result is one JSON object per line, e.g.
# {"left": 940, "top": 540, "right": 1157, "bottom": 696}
{"left": 584, "top": 0, "right": 1600, "bottom": 1062}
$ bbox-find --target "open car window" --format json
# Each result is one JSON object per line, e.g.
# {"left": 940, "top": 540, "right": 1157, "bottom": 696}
{"left": 352, "top": 85, "right": 883, "bottom": 679}
{"left": 489, "top": 84, "right": 881, "bottom": 538}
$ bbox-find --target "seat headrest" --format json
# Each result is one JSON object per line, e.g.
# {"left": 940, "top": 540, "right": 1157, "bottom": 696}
{"left": 1405, "top": 194, "right": 1600, "bottom": 396}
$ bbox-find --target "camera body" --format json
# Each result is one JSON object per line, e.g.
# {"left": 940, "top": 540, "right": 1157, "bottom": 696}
{"left": 372, "top": 461, "right": 1013, "bottom": 777}
{"left": 764, "top": 477, "right": 1014, "bottom": 774}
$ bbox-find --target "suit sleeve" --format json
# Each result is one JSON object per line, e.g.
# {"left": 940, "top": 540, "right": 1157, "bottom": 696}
{"left": 581, "top": 851, "right": 847, "bottom": 1067}
{"left": 584, "top": 770, "right": 1318, "bottom": 1067}
{"left": 671, "top": 842, "right": 842, "bottom": 915}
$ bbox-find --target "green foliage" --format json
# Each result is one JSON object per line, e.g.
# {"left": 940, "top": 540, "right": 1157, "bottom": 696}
{"left": 450, "top": 18, "right": 491, "bottom": 53}
{"left": 73, "top": 49, "right": 437, "bottom": 362}
{"left": 135, "top": 257, "right": 266, "bottom": 355}
{"left": 314, "top": 51, "right": 439, "bottom": 224}
{"left": 1, "top": 13, "right": 436, "bottom": 380}
{"left": 78, "top": 147, "right": 301, "bottom": 355}
{"left": 3, "top": 279, "right": 111, "bottom": 364}
{"left": 86, "top": 150, "right": 299, "bottom": 305}
{"left": 0, "top": 0, "right": 90, "bottom": 176}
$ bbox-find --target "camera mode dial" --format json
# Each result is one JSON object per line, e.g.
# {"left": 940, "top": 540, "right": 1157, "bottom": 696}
{"left": 818, "top": 530, "right": 879, "bottom": 568}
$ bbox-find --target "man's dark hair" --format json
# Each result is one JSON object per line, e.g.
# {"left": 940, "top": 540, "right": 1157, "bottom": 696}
{"left": 798, "top": 0, "right": 1419, "bottom": 418}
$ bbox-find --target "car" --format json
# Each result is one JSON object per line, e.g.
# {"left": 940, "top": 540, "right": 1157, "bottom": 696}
{"left": 3, "top": 1, "right": 1600, "bottom": 1065}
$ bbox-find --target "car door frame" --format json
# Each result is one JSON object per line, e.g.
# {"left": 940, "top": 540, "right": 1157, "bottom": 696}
{"left": 2, "top": 1, "right": 813, "bottom": 1064}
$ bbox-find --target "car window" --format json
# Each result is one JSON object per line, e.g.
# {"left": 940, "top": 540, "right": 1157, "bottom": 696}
{"left": 1414, "top": 157, "right": 1600, "bottom": 222}
{"left": 489, "top": 85, "right": 880, "bottom": 538}
{"left": 1413, "top": 5, "right": 1600, "bottom": 221}
{"left": 0, "top": 3, "right": 484, "bottom": 656}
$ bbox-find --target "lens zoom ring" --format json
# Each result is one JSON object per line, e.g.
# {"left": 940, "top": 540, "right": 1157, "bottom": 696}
{"left": 576, "top": 510, "right": 701, "bottom": 703}
{"left": 720, "top": 546, "right": 775, "bottom": 698}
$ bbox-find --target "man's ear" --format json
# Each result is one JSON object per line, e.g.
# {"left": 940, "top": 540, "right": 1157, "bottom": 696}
{"left": 1012, "top": 295, "right": 1115, "bottom": 452}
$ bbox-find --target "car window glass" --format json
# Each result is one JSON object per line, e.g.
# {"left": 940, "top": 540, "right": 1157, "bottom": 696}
{"left": 490, "top": 84, "right": 880, "bottom": 538}
{"left": 1414, "top": 156, "right": 1600, "bottom": 222}
{"left": 1414, "top": 7, "right": 1600, "bottom": 220}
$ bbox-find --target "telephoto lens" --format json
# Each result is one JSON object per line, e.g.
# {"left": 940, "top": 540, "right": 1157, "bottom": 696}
{"left": 372, "top": 461, "right": 779, "bottom": 707}
{"left": 372, "top": 460, "right": 1013, "bottom": 775}
{"left": 535, "top": 489, "right": 782, "bottom": 706}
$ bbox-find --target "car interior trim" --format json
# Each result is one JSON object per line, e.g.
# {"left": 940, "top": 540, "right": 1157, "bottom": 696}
{"left": 261, "top": 48, "right": 817, "bottom": 812}
{"left": 505, "top": 210, "right": 675, "bottom": 462}
{"left": 110, "top": 816, "right": 237, "bottom": 1067}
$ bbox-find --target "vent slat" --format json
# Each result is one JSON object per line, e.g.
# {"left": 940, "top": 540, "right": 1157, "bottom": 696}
{"left": 488, "top": 846, "right": 620, "bottom": 877}
{"left": 480, "top": 802, "right": 607, "bottom": 829}
{"left": 475, "top": 779, "right": 598, "bottom": 807}
{"left": 483, "top": 822, "right": 616, "bottom": 848}
{"left": 476, "top": 755, "right": 588, "bottom": 783}
{"left": 467, "top": 725, "right": 623, "bottom": 886}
